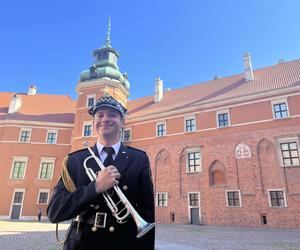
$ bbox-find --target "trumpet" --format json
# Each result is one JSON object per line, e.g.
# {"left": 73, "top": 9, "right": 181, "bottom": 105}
{"left": 82, "top": 141, "right": 154, "bottom": 238}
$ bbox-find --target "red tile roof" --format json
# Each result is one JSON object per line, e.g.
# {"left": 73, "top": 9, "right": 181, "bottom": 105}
{"left": 127, "top": 59, "right": 300, "bottom": 119}
{"left": 0, "top": 93, "right": 76, "bottom": 124}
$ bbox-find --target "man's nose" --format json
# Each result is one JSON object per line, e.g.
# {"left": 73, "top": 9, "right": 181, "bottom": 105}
{"left": 102, "top": 113, "right": 110, "bottom": 121}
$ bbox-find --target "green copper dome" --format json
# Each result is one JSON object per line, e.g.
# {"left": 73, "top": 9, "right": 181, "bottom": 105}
{"left": 79, "top": 18, "right": 130, "bottom": 89}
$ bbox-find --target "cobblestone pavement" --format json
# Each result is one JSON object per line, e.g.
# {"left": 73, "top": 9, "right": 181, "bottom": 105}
{"left": 0, "top": 221, "right": 300, "bottom": 250}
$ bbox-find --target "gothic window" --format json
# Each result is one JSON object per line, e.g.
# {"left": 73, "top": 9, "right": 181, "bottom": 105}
{"left": 212, "top": 170, "right": 225, "bottom": 185}
{"left": 209, "top": 160, "right": 226, "bottom": 186}
{"left": 156, "top": 149, "right": 171, "bottom": 167}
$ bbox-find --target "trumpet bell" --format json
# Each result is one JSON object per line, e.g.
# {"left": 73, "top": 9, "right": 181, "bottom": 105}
{"left": 136, "top": 222, "right": 155, "bottom": 238}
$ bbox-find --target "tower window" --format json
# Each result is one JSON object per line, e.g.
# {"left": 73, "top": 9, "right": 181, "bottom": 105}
{"left": 98, "top": 51, "right": 108, "bottom": 61}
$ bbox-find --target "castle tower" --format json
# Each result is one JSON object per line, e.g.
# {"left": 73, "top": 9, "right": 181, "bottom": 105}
{"left": 72, "top": 17, "right": 130, "bottom": 150}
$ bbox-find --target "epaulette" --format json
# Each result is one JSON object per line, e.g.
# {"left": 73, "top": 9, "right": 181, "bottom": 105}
{"left": 61, "top": 156, "right": 76, "bottom": 193}
{"left": 126, "top": 146, "right": 147, "bottom": 154}
{"left": 68, "top": 148, "right": 88, "bottom": 157}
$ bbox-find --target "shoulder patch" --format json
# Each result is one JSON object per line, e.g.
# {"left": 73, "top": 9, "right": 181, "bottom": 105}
{"left": 127, "top": 146, "right": 146, "bottom": 154}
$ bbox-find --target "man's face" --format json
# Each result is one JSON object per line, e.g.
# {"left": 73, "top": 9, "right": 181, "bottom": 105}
{"left": 93, "top": 107, "right": 124, "bottom": 139}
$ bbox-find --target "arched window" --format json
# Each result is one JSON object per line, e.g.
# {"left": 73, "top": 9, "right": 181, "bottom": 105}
{"left": 209, "top": 160, "right": 226, "bottom": 186}
{"left": 212, "top": 170, "right": 225, "bottom": 185}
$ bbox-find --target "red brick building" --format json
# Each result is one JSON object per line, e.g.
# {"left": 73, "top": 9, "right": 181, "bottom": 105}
{"left": 1, "top": 27, "right": 300, "bottom": 228}
{"left": 0, "top": 90, "right": 75, "bottom": 220}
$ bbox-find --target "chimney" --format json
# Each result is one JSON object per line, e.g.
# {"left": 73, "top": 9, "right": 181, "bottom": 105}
{"left": 28, "top": 85, "right": 37, "bottom": 95}
{"left": 154, "top": 77, "right": 163, "bottom": 103}
{"left": 243, "top": 52, "right": 254, "bottom": 81}
{"left": 8, "top": 94, "right": 22, "bottom": 113}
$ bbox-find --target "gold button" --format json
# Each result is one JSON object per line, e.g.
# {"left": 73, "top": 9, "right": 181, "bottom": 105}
{"left": 92, "top": 226, "right": 97, "bottom": 232}
{"left": 109, "top": 226, "right": 115, "bottom": 232}
{"left": 122, "top": 185, "right": 128, "bottom": 191}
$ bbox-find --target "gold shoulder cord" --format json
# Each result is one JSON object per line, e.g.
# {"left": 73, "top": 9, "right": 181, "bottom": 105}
{"left": 56, "top": 156, "right": 76, "bottom": 245}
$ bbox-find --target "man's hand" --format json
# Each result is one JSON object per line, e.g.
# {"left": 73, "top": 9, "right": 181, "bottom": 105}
{"left": 95, "top": 166, "right": 121, "bottom": 193}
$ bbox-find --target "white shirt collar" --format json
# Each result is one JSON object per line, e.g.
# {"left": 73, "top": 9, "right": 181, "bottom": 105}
{"left": 96, "top": 141, "right": 121, "bottom": 161}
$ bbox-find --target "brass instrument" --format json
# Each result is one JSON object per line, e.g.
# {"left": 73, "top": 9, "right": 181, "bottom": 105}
{"left": 82, "top": 141, "right": 154, "bottom": 238}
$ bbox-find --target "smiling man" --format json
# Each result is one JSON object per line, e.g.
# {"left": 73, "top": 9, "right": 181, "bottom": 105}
{"left": 47, "top": 94, "right": 155, "bottom": 250}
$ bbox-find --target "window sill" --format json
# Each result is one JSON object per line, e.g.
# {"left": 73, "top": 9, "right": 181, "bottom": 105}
{"left": 186, "top": 171, "right": 202, "bottom": 174}
{"left": 273, "top": 116, "right": 291, "bottom": 120}
{"left": 217, "top": 125, "right": 230, "bottom": 129}
{"left": 281, "top": 164, "right": 300, "bottom": 168}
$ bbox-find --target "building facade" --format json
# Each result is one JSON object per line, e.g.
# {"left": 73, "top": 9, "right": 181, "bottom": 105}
{"left": 0, "top": 90, "right": 75, "bottom": 220}
{"left": 0, "top": 26, "right": 300, "bottom": 228}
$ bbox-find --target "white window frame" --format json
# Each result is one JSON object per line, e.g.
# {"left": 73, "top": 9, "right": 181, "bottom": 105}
{"left": 216, "top": 109, "right": 231, "bottom": 128}
{"left": 82, "top": 121, "right": 93, "bottom": 137}
{"left": 188, "top": 192, "right": 200, "bottom": 207}
{"left": 277, "top": 137, "right": 300, "bottom": 167}
{"left": 37, "top": 189, "right": 50, "bottom": 204}
{"left": 271, "top": 99, "right": 290, "bottom": 119}
{"left": 86, "top": 94, "right": 96, "bottom": 108}
{"left": 267, "top": 189, "right": 287, "bottom": 208}
{"left": 38, "top": 157, "right": 56, "bottom": 180}
{"left": 156, "top": 121, "right": 166, "bottom": 137}
{"left": 46, "top": 129, "right": 58, "bottom": 144}
{"left": 19, "top": 128, "right": 32, "bottom": 143}
{"left": 184, "top": 115, "right": 196, "bottom": 132}
{"left": 156, "top": 192, "right": 168, "bottom": 207}
{"left": 123, "top": 128, "right": 132, "bottom": 142}
{"left": 185, "top": 148, "right": 202, "bottom": 173}
{"left": 225, "top": 189, "right": 242, "bottom": 207}
{"left": 10, "top": 156, "right": 29, "bottom": 179}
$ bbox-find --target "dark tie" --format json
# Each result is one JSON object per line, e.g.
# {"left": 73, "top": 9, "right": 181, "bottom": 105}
{"left": 103, "top": 147, "right": 115, "bottom": 167}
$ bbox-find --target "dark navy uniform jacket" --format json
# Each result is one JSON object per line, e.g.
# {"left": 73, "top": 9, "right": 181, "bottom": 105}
{"left": 47, "top": 143, "right": 155, "bottom": 250}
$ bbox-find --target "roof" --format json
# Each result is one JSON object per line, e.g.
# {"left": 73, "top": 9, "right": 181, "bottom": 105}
{"left": 127, "top": 59, "right": 300, "bottom": 119}
{"left": 0, "top": 93, "right": 76, "bottom": 124}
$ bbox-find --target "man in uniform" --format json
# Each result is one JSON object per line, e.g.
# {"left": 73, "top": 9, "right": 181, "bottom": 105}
{"left": 47, "top": 94, "right": 155, "bottom": 250}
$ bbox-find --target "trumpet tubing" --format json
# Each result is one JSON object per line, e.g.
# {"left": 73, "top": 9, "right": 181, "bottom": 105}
{"left": 82, "top": 141, "right": 154, "bottom": 238}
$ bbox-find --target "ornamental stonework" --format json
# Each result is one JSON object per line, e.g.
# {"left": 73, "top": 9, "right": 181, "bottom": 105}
{"left": 235, "top": 142, "right": 251, "bottom": 158}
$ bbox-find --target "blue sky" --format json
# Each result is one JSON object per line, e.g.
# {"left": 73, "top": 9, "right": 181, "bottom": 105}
{"left": 0, "top": 0, "right": 300, "bottom": 100}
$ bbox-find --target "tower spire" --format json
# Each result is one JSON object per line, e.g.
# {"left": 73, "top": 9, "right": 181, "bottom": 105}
{"left": 105, "top": 15, "right": 111, "bottom": 47}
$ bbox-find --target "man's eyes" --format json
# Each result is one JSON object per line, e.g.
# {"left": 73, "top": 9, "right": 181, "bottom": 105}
{"left": 97, "top": 113, "right": 118, "bottom": 118}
